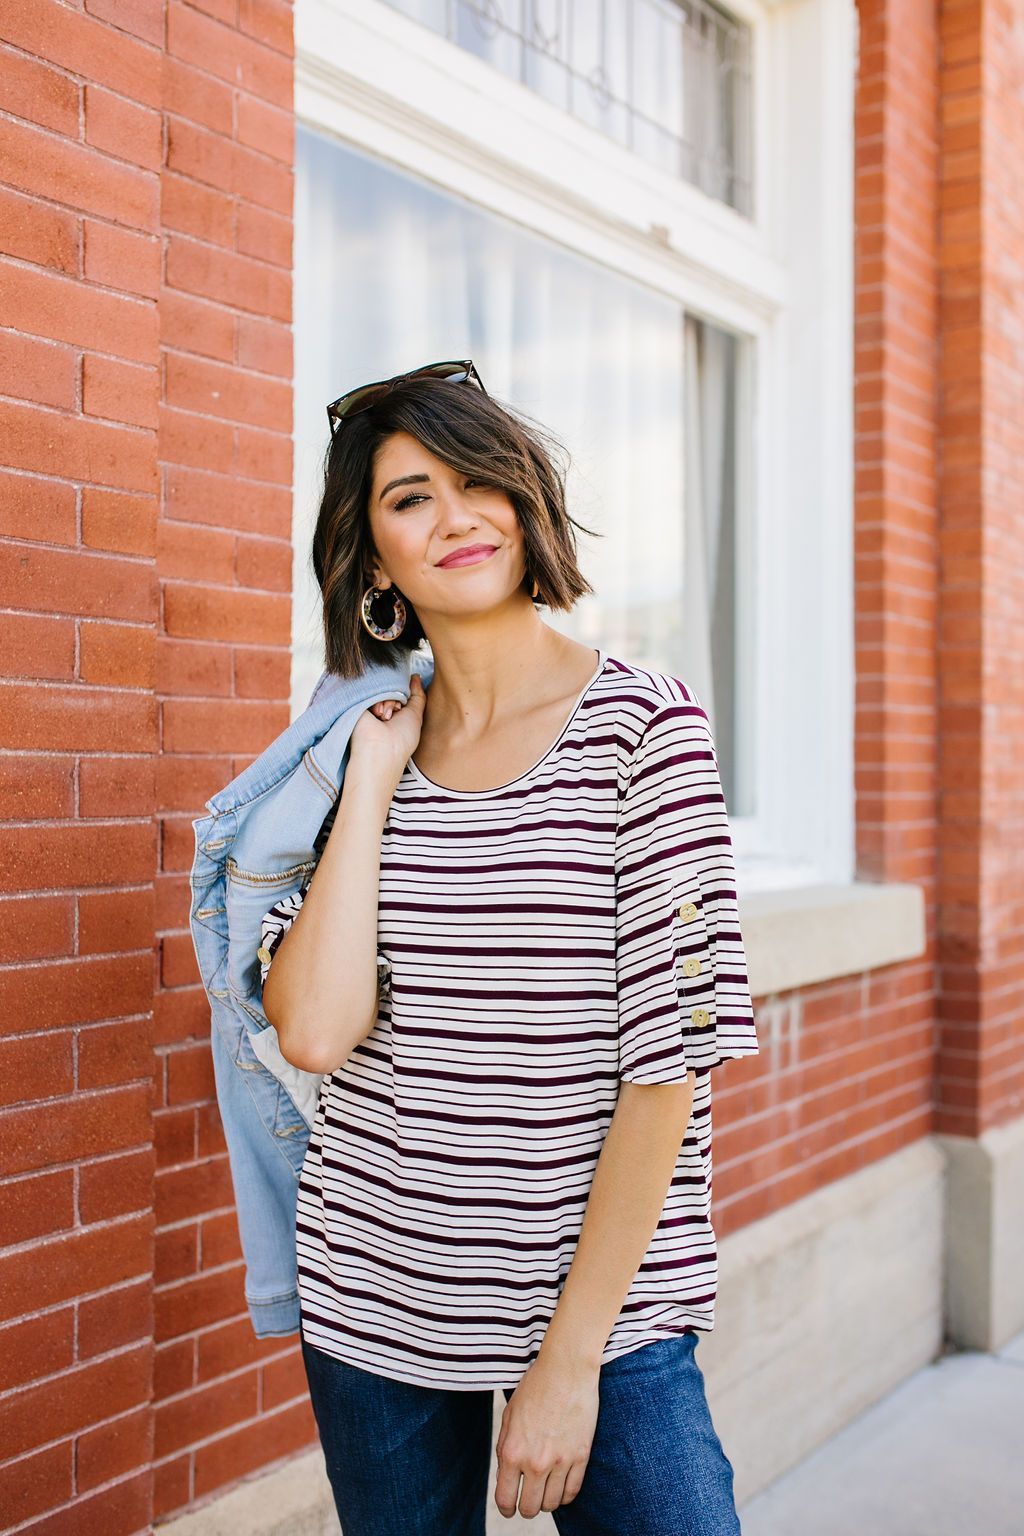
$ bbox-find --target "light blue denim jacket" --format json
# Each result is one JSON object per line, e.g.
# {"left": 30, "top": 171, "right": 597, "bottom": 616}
{"left": 188, "top": 647, "right": 436, "bottom": 1338}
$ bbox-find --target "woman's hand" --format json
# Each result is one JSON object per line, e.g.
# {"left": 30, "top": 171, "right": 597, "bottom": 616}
{"left": 349, "top": 673, "right": 426, "bottom": 789}
{"left": 494, "top": 1352, "right": 599, "bottom": 1519}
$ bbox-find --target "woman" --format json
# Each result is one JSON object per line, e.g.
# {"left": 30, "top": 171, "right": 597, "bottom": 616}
{"left": 262, "top": 360, "right": 759, "bottom": 1534}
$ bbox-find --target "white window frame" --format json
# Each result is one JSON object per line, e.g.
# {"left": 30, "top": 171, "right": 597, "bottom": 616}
{"left": 293, "top": 0, "right": 858, "bottom": 895}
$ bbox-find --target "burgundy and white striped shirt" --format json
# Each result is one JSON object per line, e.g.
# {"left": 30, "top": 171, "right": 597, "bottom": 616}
{"left": 295, "top": 649, "right": 759, "bottom": 1389}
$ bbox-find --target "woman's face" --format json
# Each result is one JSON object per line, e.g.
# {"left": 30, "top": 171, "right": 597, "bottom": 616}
{"left": 367, "top": 431, "right": 528, "bottom": 619}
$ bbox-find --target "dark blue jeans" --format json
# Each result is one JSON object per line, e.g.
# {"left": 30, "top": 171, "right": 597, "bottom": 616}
{"left": 300, "top": 1331, "right": 742, "bottom": 1535}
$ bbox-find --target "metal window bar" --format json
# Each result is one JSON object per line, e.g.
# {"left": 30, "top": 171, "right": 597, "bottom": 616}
{"left": 392, "top": 0, "right": 754, "bottom": 215}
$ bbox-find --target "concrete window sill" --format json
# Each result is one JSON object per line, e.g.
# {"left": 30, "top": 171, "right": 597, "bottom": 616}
{"left": 741, "top": 880, "right": 927, "bottom": 998}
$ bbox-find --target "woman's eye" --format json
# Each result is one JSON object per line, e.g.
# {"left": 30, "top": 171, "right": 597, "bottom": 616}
{"left": 393, "top": 479, "right": 487, "bottom": 511}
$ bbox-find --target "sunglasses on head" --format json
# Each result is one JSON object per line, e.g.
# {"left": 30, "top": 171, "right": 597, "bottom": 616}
{"left": 325, "top": 359, "right": 487, "bottom": 437}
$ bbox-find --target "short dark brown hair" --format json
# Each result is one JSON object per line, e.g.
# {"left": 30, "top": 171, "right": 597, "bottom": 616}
{"left": 310, "top": 375, "right": 599, "bottom": 678}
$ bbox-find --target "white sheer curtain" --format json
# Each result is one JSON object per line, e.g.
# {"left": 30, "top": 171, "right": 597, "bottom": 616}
{"left": 292, "top": 123, "right": 696, "bottom": 711}
{"left": 683, "top": 312, "right": 737, "bottom": 795}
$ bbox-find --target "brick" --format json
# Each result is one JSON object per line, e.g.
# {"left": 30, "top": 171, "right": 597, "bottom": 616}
{"left": 85, "top": 83, "right": 162, "bottom": 170}
{"left": 165, "top": 233, "right": 291, "bottom": 320}
{"left": 167, "top": 3, "right": 292, "bottom": 106}
{"left": 83, "top": 220, "right": 161, "bottom": 300}
{"left": 165, "top": 116, "right": 235, "bottom": 192}
{"left": 161, "top": 169, "right": 235, "bottom": 247}
{"left": 0, "top": 399, "right": 156, "bottom": 492}
{"left": 13, "top": 1470, "right": 153, "bottom": 1536}
{"left": 79, "top": 756, "right": 156, "bottom": 818}
{"left": 76, "top": 1401, "right": 152, "bottom": 1491}
{"left": 0, "top": 331, "right": 77, "bottom": 410}
{"left": 155, "top": 1106, "right": 199, "bottom": 1170}
{"left": 0, "top": 1341, "right": 151, "bottom": 1458}
{"left": 79, "top": 1017, "right": 154, "bottom": 1090}
{"left": 0, "top": 612, "right": 76, "bottom": 680}
{"left": 163, "top": 463, "right": 291, "bottom": 535}
{"left": 159, "top": 290, "right": 235, "bottom": 363}
{"left": 162, "top": 54, "right": 233, "bottom": 135}
{"left": 236, "top": 314, "right": 291, "bottom": 377}
{"left": 5, "top": 0, "right": 162, "bottom": 107}
{"left": 79, "top": 1147, "right": 154, "bottom": 1223}
{"left": 0, "top": 469, "right": 76, "bottom": 545}
{"left": 235, "top": 93, "right": 294, "bottom": 163}
{"left": 153, "top": 1452, "right": 191, "bottom": 1520}
{"left": 0, "top": 44, "right": 80, "bottom": 136}
{"left": 0, "top": 1211, "right": 149, "bottom": 1321}
{"left": 165, "top": 1039, "right": 217, "bottom": 1104}
{"left": 231, "top": 140, "right": 293, "bottom": 215}
{"left": 0, "top": 115, "right": 158, "bottom": 231}
{"left": 0, "top": 1168, "right": 75, "bottom": 1249}
{"left": 0, "top": 1442, "right": 73, "bottom": 1527}
{"left": 195, "top": 1100, "right": 227, "bottom": 1161}
{"left": 81, "top": 488, "right": 158, "bottom": 557}
{"left": 2, "top": 1081, "right": 153, "bottom": 1177}
{"left": 161, "top": 814, "right": 206, "bottom": 875}
{"left": 162, "top": 695, "right": 288, "bottom": 752}
{"left": 0, "top": 265, "right": 158, "bottom": 368}
{"left": 236, "top": 200, "right": 292, "bottom": 267}
{"left": 78, "top": 889, "right": 152, "bottom": 962}
{"left": 154, "top": 1258, "right": 243, "bottom": 1343}
{"left": 158, "top": 405, "right": 234, "bottom": 475}
{"left": 0, "top": 1029, "right": 74, "bottom": 1107}
{"left": 235, "top": 424, "right": 292, "bottom": 485}
{"left": 157, "top": 521, "right": 236, "bottom": 584}
{"left": 233, "top": 646, "right": 290, "bottom": 699}
{"left": 238, "top": 0, "right": 294, "bottom": 58}
{"left": 194, "top": 1401, "right": 315, "bottom": 1501}
{"left": 83, "top": 354, "right": 160, "bottom": 430}
{"left": 163, "top": 583, "right": 289, "bottom": 644}
{"left": 154, "top": 1354, "right": 257, "bottom": 1459}
{"left": 85, "top": 0, "right": 165, "bottom": 49}
{"left": 155, "top": 1155, "right": 234, "bottom": 1222}
{"left": 0, "top": 1309, "right": 75, "bottom": 1395}
{"left": 0, "top": 823, "right": 155, "bottom": 894}
{"left": 0, "top": 895, "right": 74, "bottom": 964}
{"left": 0, "top": 543, "right": 157, "bottom": 621}
{"left": 158, "top": 636, "right": 234, "bottom": 698}
{"left": 164, "top": 352, "right": 290, "bottom": 427}
{"left": 0, "top": 756, "right": 75, "bottom": 821}
{"left": 79, "top": 1284, "right": 151, "bottom": 1357}
{"left": 235, "top": 532, "right": 290, "bottom": 591}
{"left": 0, "top": 184, "right": 78, "bottom": 273}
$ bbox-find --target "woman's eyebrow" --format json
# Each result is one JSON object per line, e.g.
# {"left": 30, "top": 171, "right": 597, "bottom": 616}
{"left": 379, "top": 473, "right": 431, "bottom": 502}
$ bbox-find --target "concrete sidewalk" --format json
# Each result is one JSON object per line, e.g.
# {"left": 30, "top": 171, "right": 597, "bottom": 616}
{"left": 739, "top": 1325, "right": 1024, "bottom": 1535}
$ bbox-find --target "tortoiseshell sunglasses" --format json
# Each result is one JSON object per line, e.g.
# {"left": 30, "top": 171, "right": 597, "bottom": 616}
{"left": 325, "top": 359, "right": 487, "bottom": 437}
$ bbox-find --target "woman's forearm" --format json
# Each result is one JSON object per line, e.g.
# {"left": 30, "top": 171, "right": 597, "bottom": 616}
{"left": 537, "top": 1074, "right": 697, "bottom": 1370}
{"left": 262, "top": 760, "right": 396, "bottom": 1073}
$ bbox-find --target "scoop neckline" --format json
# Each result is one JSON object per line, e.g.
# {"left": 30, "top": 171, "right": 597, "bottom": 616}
{"left": 404, "top": 647, "right": 609, "bottom": 798}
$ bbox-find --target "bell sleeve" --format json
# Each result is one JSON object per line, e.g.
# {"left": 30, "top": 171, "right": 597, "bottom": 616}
{"left": 614, "top": 694, "right": 759, "bottom": 1083}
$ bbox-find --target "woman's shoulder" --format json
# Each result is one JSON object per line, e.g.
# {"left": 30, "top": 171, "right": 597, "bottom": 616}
{"left": 597, "top": 653, "right": 707, "bottom": 752}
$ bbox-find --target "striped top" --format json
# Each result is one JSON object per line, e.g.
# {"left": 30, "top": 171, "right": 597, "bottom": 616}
{"left": 295, "top": 649, "right": 759, "bottom": 1389}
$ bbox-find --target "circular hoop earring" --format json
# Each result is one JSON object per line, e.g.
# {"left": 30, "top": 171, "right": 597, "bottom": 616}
{"left": 360, "top": 584, "right": 407, "bottom": 641}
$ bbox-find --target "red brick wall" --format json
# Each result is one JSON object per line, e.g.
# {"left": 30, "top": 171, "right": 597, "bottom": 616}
{"left": 934, "top": 0, "right": 1024, "bottom": 1135}
{"left": 0, "top": 2, "right": 307, "bottom": 1530}
{"left": 2, "top": 0, "right": 1022, "bottom": 1530}
{"left": 154, "top": 0, "right": 305, "bottom": 1520}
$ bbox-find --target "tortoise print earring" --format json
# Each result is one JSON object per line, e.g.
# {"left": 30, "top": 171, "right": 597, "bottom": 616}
{"left": 360, "top": 582, "right": 407, "bottom": 641}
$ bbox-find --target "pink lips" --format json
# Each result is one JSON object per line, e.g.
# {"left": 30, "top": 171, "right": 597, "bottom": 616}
{"left": 436, "top": 544, "right": 498, "bottom": 569}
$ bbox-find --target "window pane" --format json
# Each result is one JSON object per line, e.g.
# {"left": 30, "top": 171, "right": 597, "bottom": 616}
{"left": 294, "top": 125, "right": 747, "bottom": 805}
{"left": 381, "top": 0, "right": 753, "bottom": 215}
